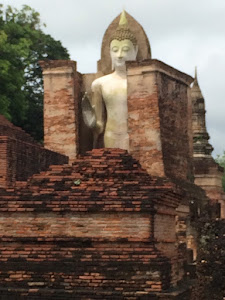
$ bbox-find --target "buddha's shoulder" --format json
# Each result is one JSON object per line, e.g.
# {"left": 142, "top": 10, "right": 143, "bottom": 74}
{"left": 92, "top": 74, "right": 113, "bottom": 90}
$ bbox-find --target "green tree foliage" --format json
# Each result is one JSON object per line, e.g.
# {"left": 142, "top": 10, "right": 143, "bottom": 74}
{"left": 215, "top": 151, "right": 225, "bottom": 192}
{"left": 191, "top": 219, "right": 225, "bottom": 300}
{"left": 0, "top": 4, "right": 70, "bottom": 141}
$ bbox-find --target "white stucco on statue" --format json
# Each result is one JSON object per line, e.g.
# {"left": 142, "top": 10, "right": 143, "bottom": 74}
{"left": 82, "top": 11, "right": 138, "bottom": 150}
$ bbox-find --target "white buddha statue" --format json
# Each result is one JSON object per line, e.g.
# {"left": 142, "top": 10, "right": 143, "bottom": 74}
{"left": 82, "top": 11, "right": 138, "bottom": 150}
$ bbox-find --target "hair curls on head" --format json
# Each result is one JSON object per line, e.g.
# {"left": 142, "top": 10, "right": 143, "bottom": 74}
{"left": 109, "top": 10, "right": 137, "bottom": 46}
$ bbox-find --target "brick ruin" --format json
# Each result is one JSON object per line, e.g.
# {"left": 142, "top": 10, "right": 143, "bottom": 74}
{"left": 0, "top": 115, "right": 68, "bottom": 189}
{"left": 0, "top": 149, "right": 189, "bottom": 299}
{"left": 191, "top": 70, "right": 225, "bottom": 218}
{"left": 0, "top": 11, "right": 224, "bottom": 300}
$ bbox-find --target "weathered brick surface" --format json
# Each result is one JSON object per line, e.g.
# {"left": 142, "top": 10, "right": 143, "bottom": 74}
{"left": 155, "top": 213, "right": 176, "bottom": 252}
{"left": 194, "top": 156, "right": 223, "bottom": 176}
{"left": 0, "top": 10, "right": 217, "bottom": 299}
{"left": 191, "top": 74, "right": 225, "bottom": 217}
{"left": 40, "top": 60, "right": 82, "bottom": 161}
{"left": 0, "top": 148, "right": 185, "bottom": 298}
{"left": 174, "top": 180, "right": 209, "bottom": 266}
{"left": 0, "top": 240, "right": 171, "bottom": 299}
{"left": 0, "top": 149, "right": 180, "bottom": 213}
{"left": 0, "top": 116, "right": 68, "bottom": 189}
{"left": 0, "top": 115, "right": 37, "bottom": 187}
{"left": 157, "top": 73, "right": 193, "bottom": 181}
{"left": 127, "top": 70, "right": 164, "bottom": 177}
{"left": 194, "top": 156, "right": 225, "bottom": 217}
{"left": 0, "top": 213, "right": 151, "bottom": 240}
{"left": 0, "top": 137, "right": 8, "bottom": 188}
{"left": 127, "top": 59, "right": 193, "bottom": 181}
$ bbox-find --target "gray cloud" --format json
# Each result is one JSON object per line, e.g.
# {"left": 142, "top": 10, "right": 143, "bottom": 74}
{"left": 2, "top": 0, "right": 225, "bottom": 156}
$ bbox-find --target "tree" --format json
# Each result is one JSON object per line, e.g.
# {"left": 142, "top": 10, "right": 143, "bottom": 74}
{"left": 191, "top": 219, "right": 225, "bottom": 300}
{"left": 0, "top": 4, "right": 70, "bottom": 141}
{"left": 215, "top": 151, "right": 225, "bottom": 192}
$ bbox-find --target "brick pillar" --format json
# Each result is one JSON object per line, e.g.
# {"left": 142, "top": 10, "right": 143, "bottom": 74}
{"left": 127, "top": 61, "right": 164, "bottom": 177}
{"left": 40, "top": 60, "right": 81, "bottom": 161}
{"left": 127, "top": 59, "right": 193, "bottom": 180}
{"left": 0, "top": 137, "right": 10, "bottom": 188}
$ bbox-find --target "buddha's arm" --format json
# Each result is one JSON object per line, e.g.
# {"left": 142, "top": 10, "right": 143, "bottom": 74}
{"left": 91, "top": 81, "right": 104, "bottom": 135}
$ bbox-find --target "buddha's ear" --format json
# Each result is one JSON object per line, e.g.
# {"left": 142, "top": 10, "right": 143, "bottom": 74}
{"left": 135, "top": 45, "right": 138, "bottom": 57}
{"left": 111, "top": 60, "right": 115, "bottom": 71}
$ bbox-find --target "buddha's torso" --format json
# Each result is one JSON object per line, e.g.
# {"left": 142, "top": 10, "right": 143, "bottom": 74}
{"left": 92, "top": 72, "right": 129, "bottom": 149}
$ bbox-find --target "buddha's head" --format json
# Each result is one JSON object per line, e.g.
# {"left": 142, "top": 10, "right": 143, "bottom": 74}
{"left": 109, "top": 11, "right": 138, "bottom": 70}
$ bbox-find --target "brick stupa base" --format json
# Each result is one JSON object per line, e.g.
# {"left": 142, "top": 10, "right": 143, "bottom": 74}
{"left": 0, "top": 149, "right": 190, "bottom": 299}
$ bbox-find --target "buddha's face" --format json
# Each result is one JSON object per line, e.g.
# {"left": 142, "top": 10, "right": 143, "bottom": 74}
{"left": 110, "top": 39, "right": 138, "bottom": 69}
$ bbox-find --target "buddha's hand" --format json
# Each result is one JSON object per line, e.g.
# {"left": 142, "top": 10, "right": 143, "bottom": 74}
{"left": 95, "top": 120, "right": 104, "bottom": 135}
{"left": 81, "top": 92, "right": 96, "bottom": 129}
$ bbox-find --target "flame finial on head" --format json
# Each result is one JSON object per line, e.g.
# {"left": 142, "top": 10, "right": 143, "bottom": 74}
{"left": 119, "top": 10, "right": 128, "bottom": 26}
{"left": 109, "top": 10, "right": 137, "bottom": 46}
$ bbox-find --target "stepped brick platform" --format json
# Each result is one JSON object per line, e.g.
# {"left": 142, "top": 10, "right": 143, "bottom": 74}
{"left": 0, "top": 148, "right": 189, "bottom": 299}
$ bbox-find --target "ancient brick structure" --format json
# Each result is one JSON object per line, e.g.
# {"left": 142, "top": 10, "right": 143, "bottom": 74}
{"left": 191, "top": 70, "right": 225, "bottom": 218}
{"left": 39, "top": 60, "right": 81, "bottom": 162}
{"left": 127, "top": 59, "right": 193, "bottom": 179}
{"left": 0, "top": 149, "right": 191, "bottom": 299}
{"left": 0, "top": 115, "right": 68, "bottom": 189}
{"left": 0, "top": 10, "right": 223, "bottom": 300}
{"left": 40, "top": 13, "right": 194, "bottom": 182}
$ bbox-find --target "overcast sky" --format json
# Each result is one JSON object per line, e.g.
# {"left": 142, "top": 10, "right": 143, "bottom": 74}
{"left": 2, "top": 0, "right": 225, "bottom": 157}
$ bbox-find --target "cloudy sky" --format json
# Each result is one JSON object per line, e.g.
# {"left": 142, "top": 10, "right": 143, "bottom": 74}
{"left": 2, "top": 0, "right": 225, "bottom": 157}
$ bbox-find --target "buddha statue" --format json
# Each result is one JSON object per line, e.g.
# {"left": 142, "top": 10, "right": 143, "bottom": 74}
{"left": 82, "top": 11, "right": 138, "bottom": 150}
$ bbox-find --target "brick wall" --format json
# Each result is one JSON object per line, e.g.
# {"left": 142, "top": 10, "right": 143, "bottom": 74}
{"left": 0, "top": 136, "right": 68, "bottom": 188}
{"left": 0, "top": 148, "right": 187, "bottom": 298}
{"left": 40, "top": 60, "right": 82, "bottom": 161}
{"left": 127, "top": 62, "right": 164, "bottom": 177}
{"left": 0, "top": 115, "right": 68, "bottom": 188}
{"left": 194, "top": 156, "right": 225, "bottom": 217}
{"left": 0, "top": 213, "right": 151, "bottom": 241}
{"left": 157, "top": 72, "right": 193, "bottom": 181}
{"left": 0, "top": 238, "right": 171, "bottom": 299}
{"left": 154, "top": 210, "right": 177, "bottom": 256}
{"left": 0, "top": 137, "right": 8, "bottom": 187}
{"left": 127, "top": 59, "right": 193, "bottom": 181}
